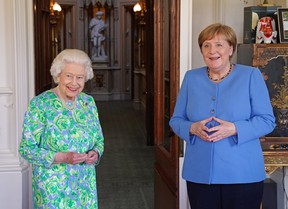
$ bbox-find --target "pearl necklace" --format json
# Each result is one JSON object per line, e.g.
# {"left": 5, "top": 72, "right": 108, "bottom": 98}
{"left": 52, "top": 88, "right": 77, "bottom": 111}
{"left": 207, "top": 64, "right": 233, "bottom": 82}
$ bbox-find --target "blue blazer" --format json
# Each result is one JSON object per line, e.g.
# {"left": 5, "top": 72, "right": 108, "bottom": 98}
{"left": 169, "top": 64, "right": 275, "bottom": 184}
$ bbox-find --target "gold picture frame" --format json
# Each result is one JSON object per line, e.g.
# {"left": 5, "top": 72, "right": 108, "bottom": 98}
{"left": 277, "top": 8, "right": 288, "bottom": 43}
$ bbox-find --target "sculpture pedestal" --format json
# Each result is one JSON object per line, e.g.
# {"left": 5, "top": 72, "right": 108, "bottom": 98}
{"left": 91, "top": 56, "right": 108, "bottom": 63}
{"left": 85, "top": 65, "right": 120, "bottom": 101}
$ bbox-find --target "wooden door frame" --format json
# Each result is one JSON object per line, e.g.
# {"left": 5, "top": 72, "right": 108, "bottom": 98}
{"left": 154, "top": 0, "right": 180, "bottom": 208}
{"left": 34, "top": 0, "right": 54, "bottom": 95}
{"left": 145, "top": 0, "right": 155, "bottom": 146}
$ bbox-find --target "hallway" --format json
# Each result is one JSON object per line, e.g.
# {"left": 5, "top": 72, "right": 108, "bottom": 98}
{"left": 96, "top": 101, "right": 154, "bottom": 209}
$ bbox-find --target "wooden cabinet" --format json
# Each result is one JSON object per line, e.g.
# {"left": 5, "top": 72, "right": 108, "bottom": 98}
{"left": 237, "top": 43, "right": 288, "bottom": 69}
{"left": 237, "top": 43, "right": 288, "bottom": 174}
{"left": 237, "top": 43, "right": 288, "bottom": 138}
{"left": 238, "top": 44, "right": 288, "bottom": 209}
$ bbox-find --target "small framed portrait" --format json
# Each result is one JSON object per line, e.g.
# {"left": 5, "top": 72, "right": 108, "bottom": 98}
{"left": 277, "top": 8, "right": 288, "bottom": 43}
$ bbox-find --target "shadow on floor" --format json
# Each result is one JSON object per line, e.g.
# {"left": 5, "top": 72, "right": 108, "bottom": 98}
{"left": 96, "top": 101, "right": 154, "bottom": 209}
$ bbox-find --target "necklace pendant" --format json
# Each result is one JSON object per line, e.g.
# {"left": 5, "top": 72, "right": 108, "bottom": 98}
{"left": 63, "top": 100, "right": 76, "bottom": 110}
{"left": 66, "top": 101, "right": 73, "bottom": 108}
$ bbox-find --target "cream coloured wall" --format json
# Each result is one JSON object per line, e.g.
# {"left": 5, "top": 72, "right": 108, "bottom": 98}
{"left": 191, "top": 0, "right": 257, "bottom": 68}
{"left": 191, "top": 0, "right": 288, "bottom": 69}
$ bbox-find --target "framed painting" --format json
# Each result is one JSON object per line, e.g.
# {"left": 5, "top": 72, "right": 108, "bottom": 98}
{"left": 277, "top": 8, "right": 288, "bottom": 43}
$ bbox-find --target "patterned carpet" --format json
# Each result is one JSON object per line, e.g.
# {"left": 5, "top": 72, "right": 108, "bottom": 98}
{"left": 95, "top": 101, "right": 154, "bottom": 209}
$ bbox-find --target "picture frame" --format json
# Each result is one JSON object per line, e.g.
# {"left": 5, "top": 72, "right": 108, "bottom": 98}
{"left": 277, "top": 8, "right": 288, "bottom": 43}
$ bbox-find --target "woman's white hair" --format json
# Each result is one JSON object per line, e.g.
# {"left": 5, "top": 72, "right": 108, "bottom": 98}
{"left": 50, "top": 49, "right": 94, "bottom": 83}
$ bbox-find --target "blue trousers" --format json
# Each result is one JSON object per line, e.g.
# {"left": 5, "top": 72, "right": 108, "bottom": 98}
{"left": 186, "top": 181, "right": 263, "bottom": 209}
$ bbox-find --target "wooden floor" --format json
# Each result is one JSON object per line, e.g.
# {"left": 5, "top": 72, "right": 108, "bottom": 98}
{"left": 96, "top": 101, "right": 154, "bottom": 209}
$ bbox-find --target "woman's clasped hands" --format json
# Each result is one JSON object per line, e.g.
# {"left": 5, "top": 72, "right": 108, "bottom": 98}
{"left": 189, "top": 116, "right": 237, "bottom": 142}
{"left": 54, "top": 150, "right": 99, "bottom": 165}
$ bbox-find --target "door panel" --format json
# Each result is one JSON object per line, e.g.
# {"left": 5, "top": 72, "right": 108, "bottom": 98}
{"left": 145, "top": 0, "right": 154, "bottom": 146}
{"left": 34, "top": 0, "right": 53, "bottom": 95}
{"left": 154, "top": 0, "right": 180, "bottom": 209}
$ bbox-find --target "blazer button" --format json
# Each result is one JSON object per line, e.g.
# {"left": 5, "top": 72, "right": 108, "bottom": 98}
{"left": 211, "top": 96, "right": 216, "bottom": 101}
{"left": 210, "top": 109, "right": 215, "bottom": 114}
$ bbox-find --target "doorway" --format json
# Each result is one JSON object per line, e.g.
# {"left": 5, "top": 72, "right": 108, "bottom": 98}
{"left": 96, "top": 101, "right": 154, "bottom": 209}
{"left": 153, "top": 0, "right": 180, "bottom": 209}
{"left": 33, "top": 0, "right": 180, "bottom": 209}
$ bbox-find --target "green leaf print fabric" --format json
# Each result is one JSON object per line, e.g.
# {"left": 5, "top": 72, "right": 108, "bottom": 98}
{"left": 19, "top": 90, "right": 104, "bottom": 209}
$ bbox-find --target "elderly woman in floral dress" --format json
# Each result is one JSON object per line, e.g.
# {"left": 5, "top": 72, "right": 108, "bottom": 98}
{"left": 19, "top": 49, "right": 104, "bottom": 209}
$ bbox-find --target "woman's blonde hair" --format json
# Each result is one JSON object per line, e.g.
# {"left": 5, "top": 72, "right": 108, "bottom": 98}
{"left": 198, "top": 23, "right": 237, "bottom": 59}
{"left": 50, "top": 49, "right": 94, "bottom": 83}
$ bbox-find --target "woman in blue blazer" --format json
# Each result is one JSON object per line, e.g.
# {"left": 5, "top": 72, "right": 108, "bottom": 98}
{"left": 169, "top": 23, "right": 275, "bottom": 209}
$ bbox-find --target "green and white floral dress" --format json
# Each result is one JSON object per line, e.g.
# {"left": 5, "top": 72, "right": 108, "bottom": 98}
{"left": 19, "top": 90, "right": 104, "bottom": 209}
